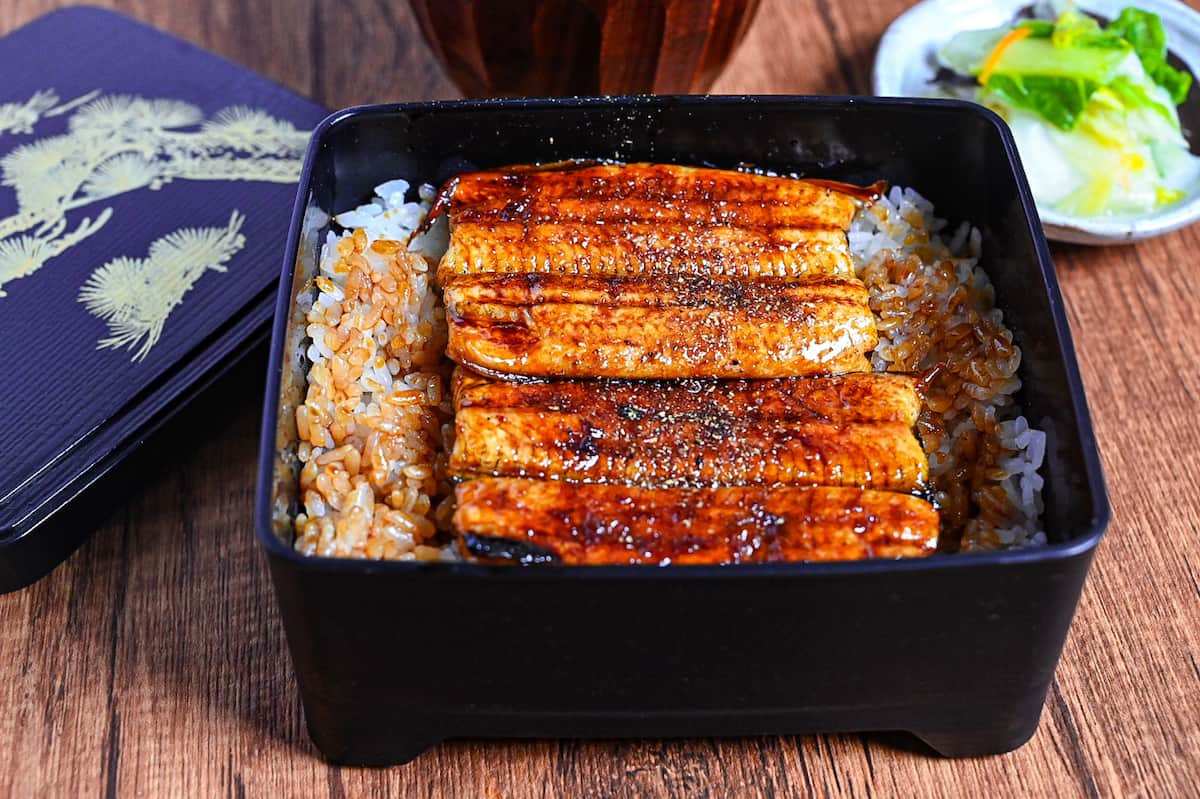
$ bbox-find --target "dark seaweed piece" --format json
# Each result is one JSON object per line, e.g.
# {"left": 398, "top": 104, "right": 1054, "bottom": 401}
{"left": 461, "top": 533, "right": 560, "bottom": 565}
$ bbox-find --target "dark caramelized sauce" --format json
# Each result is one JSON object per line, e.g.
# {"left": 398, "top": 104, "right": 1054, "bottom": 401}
{"left": 455, "top": 480, "right": 938, "bottom": 565}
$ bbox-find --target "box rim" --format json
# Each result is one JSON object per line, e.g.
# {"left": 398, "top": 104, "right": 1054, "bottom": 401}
{"left": 255, "top": 94, "right": 1110, "bottom": 579}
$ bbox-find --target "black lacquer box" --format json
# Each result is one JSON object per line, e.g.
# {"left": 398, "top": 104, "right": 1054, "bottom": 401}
{"left": 0, "top": 7, "right": 327, "bottom": 591}
{"left": 256, "top": 96, "right": 1109, "bottom": 764}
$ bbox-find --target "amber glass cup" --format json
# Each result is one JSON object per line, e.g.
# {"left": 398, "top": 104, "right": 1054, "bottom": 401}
{"left": 409, "top": 0, "right": 762, "bottom": 97}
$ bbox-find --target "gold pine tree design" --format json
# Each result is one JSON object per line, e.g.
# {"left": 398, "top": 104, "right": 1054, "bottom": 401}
{"left": 0, "top": 89, "right": 308, "bottom": 297}
{"left": 78, "top": 211, "right": 246, "bottom": 361}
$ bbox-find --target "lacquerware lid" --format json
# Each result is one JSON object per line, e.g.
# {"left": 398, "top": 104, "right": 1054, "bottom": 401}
{"left": 0, "top": 7, "right": 327, "bottom": 591}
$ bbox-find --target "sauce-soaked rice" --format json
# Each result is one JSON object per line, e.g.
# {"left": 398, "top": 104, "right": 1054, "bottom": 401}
{"left": 292, "top": 227, "right": 455, "bottom": 560}
{"left": 852, "top": 188, "right": 1043, "bottom": 551}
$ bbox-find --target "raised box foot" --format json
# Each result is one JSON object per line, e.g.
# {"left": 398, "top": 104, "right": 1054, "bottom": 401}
{"left": 912, "top": 713, "right": 1041, "bottom": 758}
{"left": 307, "top": 717, "right": 441, "bottom": 766}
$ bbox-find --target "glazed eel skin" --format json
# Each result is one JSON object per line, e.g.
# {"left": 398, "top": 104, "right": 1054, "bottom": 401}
{"left": 455, "top": 478, "right": 939, "bottom": 565}
{"left": 435, "top": 162, "right": 936, "bottom": 564}
{"left": 434, "top": 162, "right": 870, "bottom": 282}
{"left": 433, "top": 162, "right": 880, "bottom": 379}
{"left": 443, "top": 273, "right": 876, "bottom": 379}
{"left": 451, "top": 369, "right": 929, "bottom": 492}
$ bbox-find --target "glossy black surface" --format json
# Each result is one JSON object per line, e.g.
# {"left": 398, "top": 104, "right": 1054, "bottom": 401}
{"left": 257, "top": 97, "right": 1108, "bottom": 764}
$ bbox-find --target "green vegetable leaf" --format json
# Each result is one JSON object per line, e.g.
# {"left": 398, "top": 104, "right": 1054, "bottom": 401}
{"left": 1109, "top": 8, "right": 1166, "bottom": 65}
{"left": 1109, "top": 7, "right": 1193, "bottom": 104}
{"left": 1017, "top": 20, "right": 1055, "bottom": 38}
{"left": 989, "top": 36, "right": 1130, "bottom": 83}
{"left": 1051, "top": 10, "right": 1127, "bottom": 50}
{"left": 985, "top": 74, "right": 1099, "bottom": 130}
{"left": 938, "top": 26, "right": 1009, "bottom": 76}
{"left": 1107, "top": 75, "right": 1175, "bottom": 123}
{"left": 1153, "top": 62, "right": 1192, "bottom": 105}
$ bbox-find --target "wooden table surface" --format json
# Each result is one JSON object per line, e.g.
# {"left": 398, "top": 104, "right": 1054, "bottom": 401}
{"left": 2, "top": 1, "right": 1198, "bottom": 796}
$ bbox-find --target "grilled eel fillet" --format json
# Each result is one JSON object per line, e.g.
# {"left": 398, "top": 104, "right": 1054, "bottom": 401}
{"left": 434, "top": 163, "right": 874, "bottom": 282}
{"left": 444, "top": 273, "right": 877, "bottom": 379}
{"left": 434, "top": 163, "right": 879, "bottom": 379}
{"left": 451, "top": 370, "right": 928, "bottom": 492}
{"left": 454, "top": 478, "right": 939, "bottom": 565}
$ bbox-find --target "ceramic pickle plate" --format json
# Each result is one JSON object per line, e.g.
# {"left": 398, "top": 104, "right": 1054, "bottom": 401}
{"left": 874, "top": 0, "right": 1200, "bottom": 244}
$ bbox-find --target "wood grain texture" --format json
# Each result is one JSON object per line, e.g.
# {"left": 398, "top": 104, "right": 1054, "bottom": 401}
{"left": 1, "top": 0, "right": 1198, "bottom": 796}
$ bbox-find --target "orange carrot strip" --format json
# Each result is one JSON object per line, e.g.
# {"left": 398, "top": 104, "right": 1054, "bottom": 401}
{"left": 979, "top": 26, "right": 1033, "bottom": 84}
